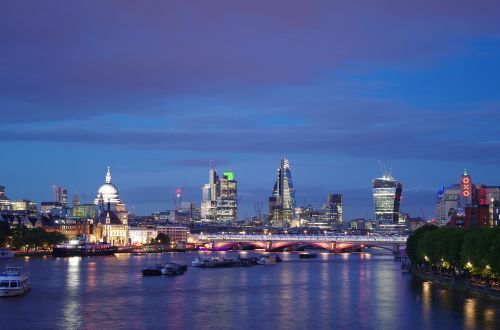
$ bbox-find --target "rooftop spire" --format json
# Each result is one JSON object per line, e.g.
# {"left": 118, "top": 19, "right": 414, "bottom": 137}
{"left": 105, "top": 166, "right": 112, "bottom": 184}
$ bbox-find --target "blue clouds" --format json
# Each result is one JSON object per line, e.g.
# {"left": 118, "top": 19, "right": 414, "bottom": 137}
{"left": 1, "top": 1, "right": 500, "bottom": 219}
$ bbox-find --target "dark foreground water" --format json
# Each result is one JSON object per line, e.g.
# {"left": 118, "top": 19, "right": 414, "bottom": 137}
{"left": 1, "top": 251, "right": 499, "bottom": 330}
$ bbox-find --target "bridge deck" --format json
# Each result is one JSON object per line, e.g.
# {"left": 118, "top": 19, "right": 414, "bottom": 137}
{"left": 198, "top": 234, "right": 407, "bottom": 244}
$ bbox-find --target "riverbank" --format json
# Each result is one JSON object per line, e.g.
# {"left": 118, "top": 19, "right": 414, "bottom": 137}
{"left": 11, "top": 247, "right": 191, "bottom": 257}
{"left": 410, "top": 265, "right": 500, "bottom": 301}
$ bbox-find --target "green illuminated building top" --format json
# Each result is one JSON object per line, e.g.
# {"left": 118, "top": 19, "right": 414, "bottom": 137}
{"left": 223, "top": 170, "right": 234, "bottom": 181}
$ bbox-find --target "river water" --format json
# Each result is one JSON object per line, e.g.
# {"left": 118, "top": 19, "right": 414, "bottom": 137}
{"left": 1, "top": 251, "right": 499, "bottom": 329}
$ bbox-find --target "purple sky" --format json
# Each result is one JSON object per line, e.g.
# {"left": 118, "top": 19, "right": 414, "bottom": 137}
{"left": 1, "top": 1, "right": 500, "bottom": 220}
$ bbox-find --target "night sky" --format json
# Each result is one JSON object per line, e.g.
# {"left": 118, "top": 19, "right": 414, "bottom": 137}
{"left": 1, "top": 1, "right": 500, "bottom": 220}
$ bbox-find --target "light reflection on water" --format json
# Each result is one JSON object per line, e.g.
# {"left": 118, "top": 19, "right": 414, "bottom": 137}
{"left": 0, "top": 252, "right": 499, "bottom": 329}
{"left": 63, "top": 256, "right": 81, "bottom": 329}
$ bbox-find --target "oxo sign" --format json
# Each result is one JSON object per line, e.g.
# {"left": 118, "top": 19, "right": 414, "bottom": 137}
{"left": 461, "top": 176, "right": 471, "bottom": 197}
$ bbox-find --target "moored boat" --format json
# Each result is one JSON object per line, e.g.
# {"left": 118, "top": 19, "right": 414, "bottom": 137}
{"left": 191, "top": 256, "right": 242, "bottom": 268}
{"left": 0, "top": 266, "right": 30, "bottom": 297}
{"left": 257, "top": 255, "right": 278, "bottom": 265}
{"left": 52, "top": 242, "right": 117, "bottom": 257}
{"left": 142, "top": 263, "right": 187, "bottom": 276}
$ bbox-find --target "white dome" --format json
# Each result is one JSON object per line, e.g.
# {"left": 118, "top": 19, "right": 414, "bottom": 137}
{"left": 98, "top": 183, "right": 118, "bottom": 196}
{"left": 94, "top": 167, "right": 122, "bottom": 205}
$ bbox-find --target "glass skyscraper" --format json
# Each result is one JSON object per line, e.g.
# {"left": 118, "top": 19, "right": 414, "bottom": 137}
{"left": 372, "top": 174, "right": 402, "bottom": 225}
{"left": 216, "top": 170, "right": 238, "bottom": 222}
{"left": 269, "top": 158, "right": 296, "bottom": 227}
{"left": 201, "top": 168, "right": 237, "bottom": 222}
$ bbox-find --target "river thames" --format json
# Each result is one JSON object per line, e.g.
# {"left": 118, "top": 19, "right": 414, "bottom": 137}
{"left": 1, "top": 251, "right": 499, "bottom": 329}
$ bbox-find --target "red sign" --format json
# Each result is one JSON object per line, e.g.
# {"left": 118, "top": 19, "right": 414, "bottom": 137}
{"left": 461, "top": 176, "right": 471, "bottom": 197}
{"left": 479, "top": 187, "right": 488, "bottom": 205}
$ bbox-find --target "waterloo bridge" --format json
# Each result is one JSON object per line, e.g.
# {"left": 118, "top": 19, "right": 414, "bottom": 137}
{"left": 196, "top": 234, "right": 408, "bottom": 254}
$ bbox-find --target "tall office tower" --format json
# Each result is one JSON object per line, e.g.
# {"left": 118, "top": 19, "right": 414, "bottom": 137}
{"left": 328, "top": 194, "right": 343, "bottom": 223}
{"left": 269, "top": 158, "right": 296, "bottom": 227}
{"left": 72, "top": 194, "right": 80, "bottom": 207}
{"left": 200, "top": 168, "right": 219, "bottom": 222}
{"left": 201, "top": 168, "right": 238, "bottom": 222}
{"left": 200, "top": 183, "right": 212, "bottom": 221}
{"left": 54, "top": 187, "right": 68, "bottom": 207}
{"left": 460, "top": 169, "right": 473, "bottom": 207}
{"left": 435, "top": 184, "right": 461, "bottom": 225}
{"left": 216, "top": 170, "right": 238, "bottom": 222}
{"left": 372, "top": 172, "right": 402, "bottom": 225}
{"left": 0, "top": 185, "right": 12, "bottom": 211}
{"left": 209, "top": 168, "right": 219, "bottom": 201}
{"left": 313, "top": 194, "right": 343, "bottom": 229}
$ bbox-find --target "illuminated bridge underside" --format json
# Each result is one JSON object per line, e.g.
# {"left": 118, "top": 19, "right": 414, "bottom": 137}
{"left": 198, "top": 235, "right": 407, "bottom": 252}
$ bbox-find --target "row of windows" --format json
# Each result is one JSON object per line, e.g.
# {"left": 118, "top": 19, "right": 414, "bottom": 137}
{"left": 0, "top": 279, "right": 28, "bottom": 288}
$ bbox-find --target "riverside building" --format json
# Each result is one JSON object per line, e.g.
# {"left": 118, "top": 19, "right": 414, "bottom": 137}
{"left": 91, "top": 167, "right": 129, "bottom": 246}
{"left": 437, "top": 169, "right": 500, "bottom": 228}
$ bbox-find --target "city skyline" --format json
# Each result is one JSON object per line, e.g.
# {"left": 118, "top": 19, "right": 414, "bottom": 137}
{"left": 1, "top": 1, "right": 500, "bottom": 220}
{"left": 0, "top": 163, "right": 498, "bottom": 222}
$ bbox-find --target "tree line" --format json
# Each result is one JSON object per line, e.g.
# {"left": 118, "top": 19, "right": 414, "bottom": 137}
{"left": 407, "top": 225, "right": 500, "bottom": 279}
{"left": 0, "top": 223, "right": 67, "bottom": 251}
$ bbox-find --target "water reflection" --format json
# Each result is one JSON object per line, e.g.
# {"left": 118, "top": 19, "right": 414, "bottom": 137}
{"left": 422, "top": 281, "right": 431, "bottom": 324}
{"left": 63, "top": 257, "right": 81, "bottom": 329}
{"left": 464, "top": 298, "right": 477, "bottom": 330}
{"left": 1, "top": 252, "right": 499, "bottom": 329}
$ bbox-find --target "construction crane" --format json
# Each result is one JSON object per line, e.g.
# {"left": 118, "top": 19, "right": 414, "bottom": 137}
{"left": 253, "top": 201, "right": 263, "bottom": 223}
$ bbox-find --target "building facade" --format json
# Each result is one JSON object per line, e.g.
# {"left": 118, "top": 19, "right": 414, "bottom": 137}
{"left": 372, "top": 173, "right": 402, "bottom": 226}
{"left": 54, "top": 187, "right": 68, "bottom": 208}
{"left": 200, "top": 168, "right": 238, "bottom": 222}
{"left": 72, "top": 204, "right": 97, "bottom": 220}
{"left": 269, "top": 158, "right": 296, "bottom": 227}
{"left": 156, "top": 225, "right": 189, "bottom": 243}
{"left": 215, "top": 170, "right": 238, "bottom": 222}
{"left": 438, "top": 170, "right": 500, "bottom": 228}
{"left": 93, "top": 167, "right": 129, "bottom": 246}
{"left": 0, "top": 185, "right": 12, "bottom": 211}
{"left": 11, "top": 199, "right": 37, "bottom": 213}
{"left": 128, "top": 227, "right": 158, "bottom": 245}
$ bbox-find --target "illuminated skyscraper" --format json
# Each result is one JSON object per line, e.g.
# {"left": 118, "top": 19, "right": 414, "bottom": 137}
{"left": 372, "top": 172, "right": 402, "bottom": 225}
{"left": 55, "top": 187, "right": 68, "bottom": 207}
{"left": 72, "top": 194, "right": 80, "bottom": 207}
{"left": 269, "top": 158, "right": 296, "bottom": 227}
{"left": 324, "top": 194, "right": 343, "bottom": 226}
{"left": 201, "top": 169, "right": 218, "bottom": 221}
{"left": 0, "top": 185, "right": 12, "bottom": 211}
{"left": 201, "top": 168, "right": 238, "bottom": 222}
{"left": 216, "top": 170, "right": 238, "bottom": 222}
